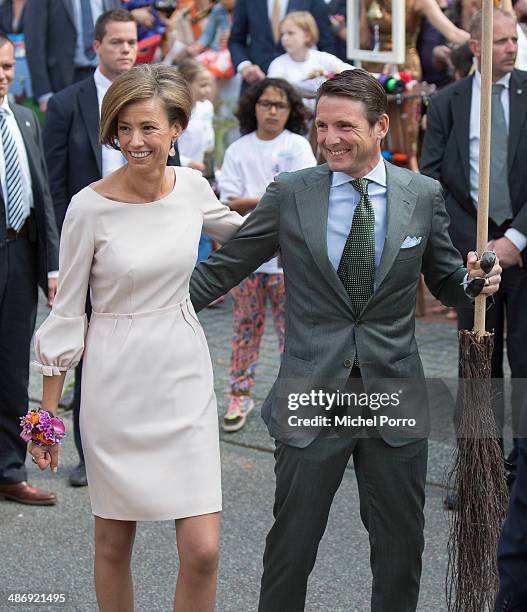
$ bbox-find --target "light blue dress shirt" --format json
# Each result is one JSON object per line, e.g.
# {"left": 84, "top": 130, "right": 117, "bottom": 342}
{"left": 327, "top": 157, "right": 388, "bottom": 288}
{"left": 72, "top": 0, "right": 102, "bottom": 68}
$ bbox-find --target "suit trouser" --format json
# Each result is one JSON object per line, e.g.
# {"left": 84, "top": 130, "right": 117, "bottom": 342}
{"left": 456, "top": 265, "right": 527, "bottom": 449}
{"left": 258, "top": 432, "right": 428, "bottom": 612}
{"left": 72, "top": 296, "right": 92, "bottom": 463}
{"left": 0, "top": 240, "right": 37, "bottom": 484}
{"left": 494, "top": 405, "right": 527, "bottom": 612}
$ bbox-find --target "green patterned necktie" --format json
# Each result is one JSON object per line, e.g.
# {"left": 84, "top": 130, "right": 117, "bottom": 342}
{"left": 337, "top": 178, "right": 375, "bottom": 319}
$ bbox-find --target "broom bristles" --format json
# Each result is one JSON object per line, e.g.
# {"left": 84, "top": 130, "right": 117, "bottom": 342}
{"left": 446, "top": 330, "right": 509, "bottom": 612}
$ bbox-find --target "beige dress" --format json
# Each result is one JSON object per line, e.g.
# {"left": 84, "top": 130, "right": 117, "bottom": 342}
{"left": 34, "top": 167, "right": 243, "bottom": 521}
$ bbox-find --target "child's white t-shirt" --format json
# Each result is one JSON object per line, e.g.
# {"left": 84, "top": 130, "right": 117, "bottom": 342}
{"left": 267, "top": 49, "right": 353, "bottom": 94}
{"left": 218, "top": 129, "right": 317, "bottom": 274}
{"left": 178, "top": 99, "right": 215, "bottom": 167}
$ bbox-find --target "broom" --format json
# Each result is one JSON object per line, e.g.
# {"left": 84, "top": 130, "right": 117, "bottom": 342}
{"left": 446, "top": 2, "right": 510, "bottom": 610}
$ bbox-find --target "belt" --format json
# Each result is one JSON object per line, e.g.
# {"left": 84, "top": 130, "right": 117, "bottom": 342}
{"left": 6, "top": 221, "right": 29, "bottom": 241}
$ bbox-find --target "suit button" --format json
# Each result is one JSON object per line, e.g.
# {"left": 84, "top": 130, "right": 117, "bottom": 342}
{"left": 343, "top": 359, "right": 353, "bottom": 368}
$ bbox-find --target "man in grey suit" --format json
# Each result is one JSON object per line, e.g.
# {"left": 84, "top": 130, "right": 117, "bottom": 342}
{"left": 190, "top": 69, "right": 502, "bottom": 611}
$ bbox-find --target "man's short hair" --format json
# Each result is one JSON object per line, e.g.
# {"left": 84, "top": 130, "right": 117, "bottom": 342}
{"left": 469, "top": 8, "right": 516, "bottom": 40}
{"left": 95, "top": 9, "right": 136, "bottom": 42}
{"left": 316, "top": 69, "right": 387, "bottom": 127}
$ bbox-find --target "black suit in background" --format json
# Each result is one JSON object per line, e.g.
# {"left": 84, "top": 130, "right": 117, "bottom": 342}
{"left": 420, "top": 70, "right": 527, "bottom": 444}
{"left": 24, "top": 0, "right": 120, "bottom": 102}
{"left": 0, "top": 103, "right": 59, "bottom": 485}
{"left": 495, "top": 406, "right": 527, "bottom": 612}
{"left": 0, "top": 1, "right": 25, "bottom": 34}
{"left": 43, "top": 75, "right": 180, "bottom": 464}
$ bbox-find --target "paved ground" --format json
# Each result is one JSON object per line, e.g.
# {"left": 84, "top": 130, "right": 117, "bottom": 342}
{"left": 0, "top": 293, "right": 513, "bottom": 612}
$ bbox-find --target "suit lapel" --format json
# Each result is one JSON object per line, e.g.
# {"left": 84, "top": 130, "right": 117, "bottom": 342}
{"left": 375, "top": 162, "right": 418, "bottom": 291}
{"left": 78, "top": 77, "right": 102, "bottom": 175}
{"left": 452, "top": 77, "right": 472, "bottom": 190}
{"left": 10, "top": 105, "right": 40, "bottom": 193}
{"left": 62, "top": 0, "right": 76, "bottom": 27}
{"left": 508, "top": 70, "right": 527, "bottom": 170}
{"left": 294, "top": 164, "right": 353, "bottom": 311}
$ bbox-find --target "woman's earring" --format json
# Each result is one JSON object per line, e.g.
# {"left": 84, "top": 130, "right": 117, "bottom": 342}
{"left": 169, "top": 141, "right": 176, "bottom": 157}
{"left": 114, "top": 137, "right": 121, "bottom": 150}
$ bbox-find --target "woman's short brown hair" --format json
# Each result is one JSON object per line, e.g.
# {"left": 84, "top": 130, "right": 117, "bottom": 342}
{"left": 100, "top": 64, "right": 192, "bottom": 150}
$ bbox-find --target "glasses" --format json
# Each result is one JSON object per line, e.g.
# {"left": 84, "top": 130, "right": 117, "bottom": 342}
{"left": 256, "top": 100, "right": 290, "bottom": 111}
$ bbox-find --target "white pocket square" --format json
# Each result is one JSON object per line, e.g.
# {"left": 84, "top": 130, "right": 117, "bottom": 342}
{"left": 400, "top": 236, "right": 422, "bottom": 249}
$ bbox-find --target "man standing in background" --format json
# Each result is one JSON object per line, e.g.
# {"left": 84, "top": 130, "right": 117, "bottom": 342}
{"left": 25, "top": 0, "right": 121, "bottom": 113}
{"left": 0, "top": 34, "right": 59, "bottom": 505}
{"left": 421, "top": 9, "right": 527, "bottom": 498}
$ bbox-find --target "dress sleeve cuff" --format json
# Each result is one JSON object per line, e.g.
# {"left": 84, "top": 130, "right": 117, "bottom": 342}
{"left": 34, "top": 312, "right": 88, "bottom": 375}
{"left": 31, "top": 362, "right": 70, "bottom": 377}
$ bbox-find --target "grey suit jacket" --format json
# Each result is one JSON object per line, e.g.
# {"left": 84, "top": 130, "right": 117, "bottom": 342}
{"left": 190, "top": 161, "right": 471, "bottom": 447}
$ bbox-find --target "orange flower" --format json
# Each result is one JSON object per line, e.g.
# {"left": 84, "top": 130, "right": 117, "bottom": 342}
{"left": 30, "top": 412, "right": 40, "bottom": 426}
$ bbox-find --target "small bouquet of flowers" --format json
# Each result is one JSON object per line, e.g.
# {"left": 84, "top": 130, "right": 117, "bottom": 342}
{"left": 19, "top": 409, "right": 65, "bottom": 446}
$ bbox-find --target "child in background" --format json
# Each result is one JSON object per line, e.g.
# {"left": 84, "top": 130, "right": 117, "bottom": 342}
{"left": 177, "top": 58, "right": 216, "bottom": 262}
{"left": 267, "top": 11, "right": 353, "bottom": 98}
{"left": 177, "top": 58, "right": 215, "bottom": 171}
{"left": 189, "top": 0, "right": 235, "bottom": 55}
{"left": 219, "top": 78, "right": 316, "bottom": 432}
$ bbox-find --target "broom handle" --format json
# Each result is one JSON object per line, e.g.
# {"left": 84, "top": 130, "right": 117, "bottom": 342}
{"left": 474, "top": 0, "right": 493, "bottom": 333}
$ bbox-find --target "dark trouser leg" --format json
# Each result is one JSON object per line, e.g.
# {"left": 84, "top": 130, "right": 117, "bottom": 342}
{"left": 73, "top": 361, "right": 84, "bottom": 462}
{"left": 0, "top": 241, "right": 37, "bottom": 484}
{"left": 500, "top": 266, "right": 527, "bottom": 447}
{"left": 72, "top": 296, "right": 90, "bottom": 463}
{"left": 258, "top": 436, "right": 355, "bottom": 612}
{"left": 354, "top": 436, "right": 428, "bottom": 612}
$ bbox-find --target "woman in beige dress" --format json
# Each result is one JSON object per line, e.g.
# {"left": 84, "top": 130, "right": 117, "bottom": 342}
{"left": 27, "top": 64, "right": 243, "bottom": 611}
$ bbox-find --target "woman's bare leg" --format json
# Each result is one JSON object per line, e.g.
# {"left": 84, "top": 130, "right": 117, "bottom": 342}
{"left": 173, "top": 512, "right": 220, "bottom": 612}
{"left": 94, "top": 516, "right": 136, "bottom": 612}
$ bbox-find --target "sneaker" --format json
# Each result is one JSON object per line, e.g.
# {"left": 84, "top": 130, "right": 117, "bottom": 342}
{"left": 223, "top": 395, "right": 254, "bottom": 432}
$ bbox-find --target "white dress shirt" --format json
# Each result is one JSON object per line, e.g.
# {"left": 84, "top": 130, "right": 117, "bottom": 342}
{"left": 94, "top": 68, "right": 126, "bottom": 177}
{"left": 327, "top": 157, "right": 388, "bottom": 290}
{"left": 517, "top": 24, "right": 527, "bottom": 71}
{"left": 0, "top": 96, "right": 33, "bottom": 227}
{"left": 267, "top": 0, "right": 288, "bottom": 22}
{"left": 469, "top": 71, "right": 526, "bottom": 251}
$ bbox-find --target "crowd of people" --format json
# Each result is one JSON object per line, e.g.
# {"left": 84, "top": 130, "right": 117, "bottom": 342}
{"left": 0, "top": 1, "right": 526, "bottom": 611}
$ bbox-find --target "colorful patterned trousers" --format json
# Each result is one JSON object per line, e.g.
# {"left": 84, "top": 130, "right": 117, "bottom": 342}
{"left": 230, "top": 272, "right": 285, "bottom": 395}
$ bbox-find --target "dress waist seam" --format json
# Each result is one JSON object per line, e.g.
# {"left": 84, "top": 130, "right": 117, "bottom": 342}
{"left": 91, "top": 295, "right": 193, "bottom": 319}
